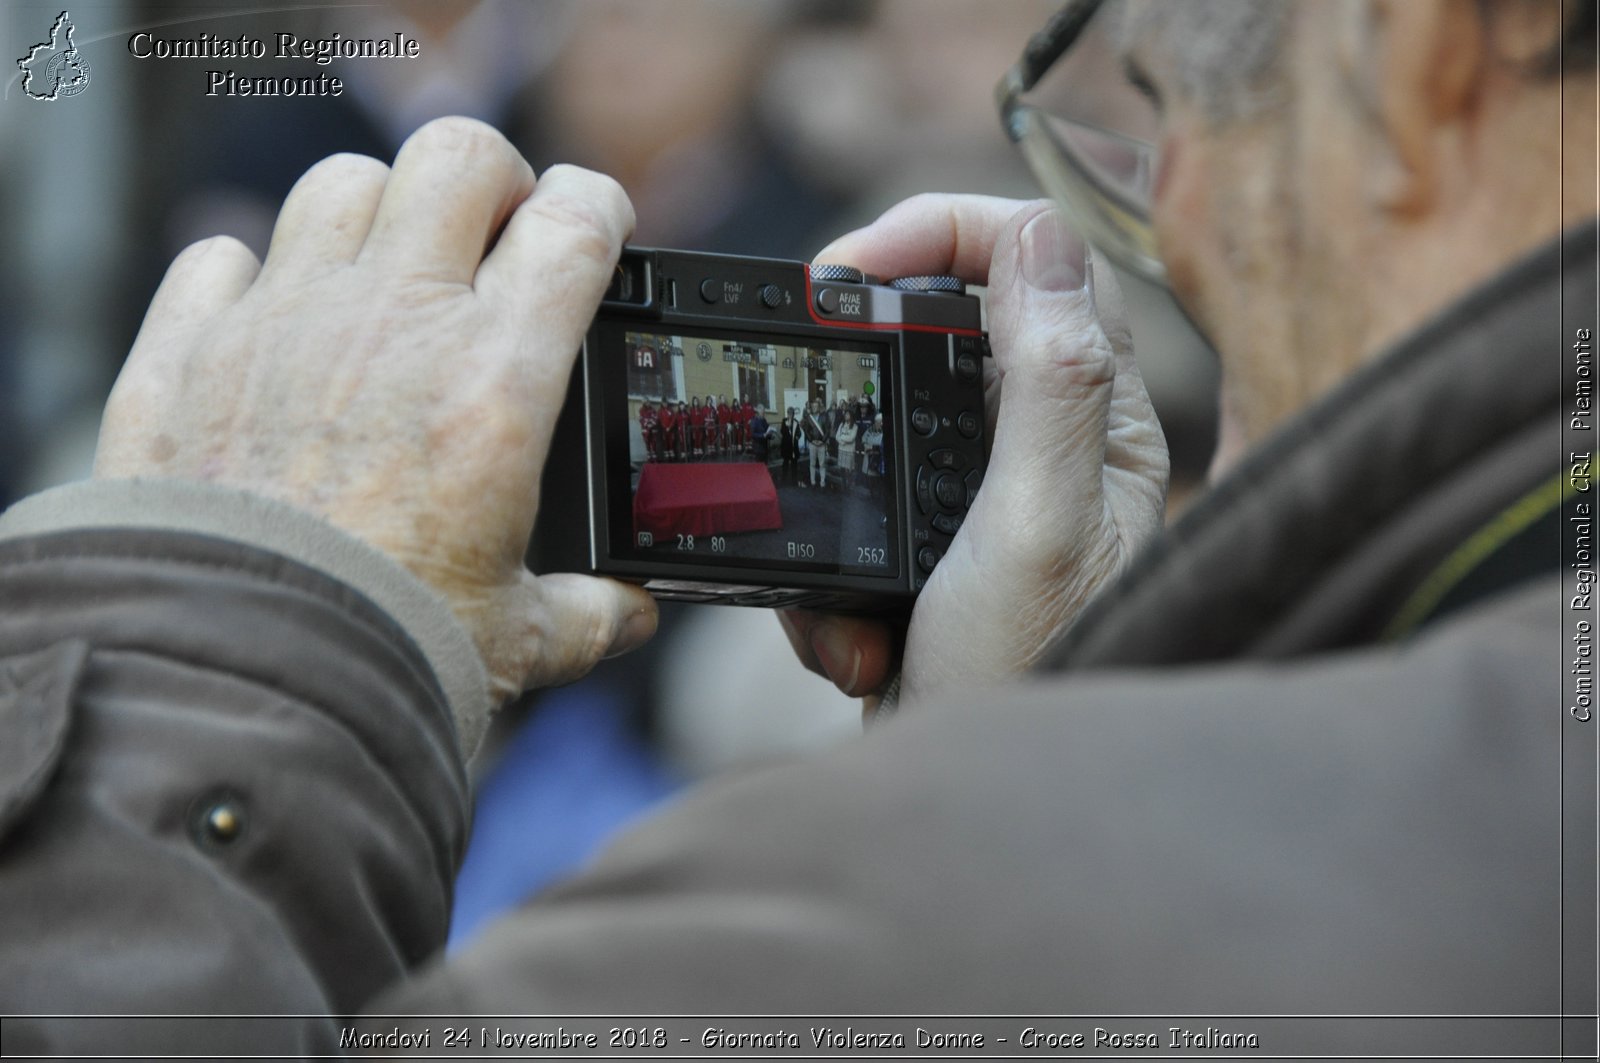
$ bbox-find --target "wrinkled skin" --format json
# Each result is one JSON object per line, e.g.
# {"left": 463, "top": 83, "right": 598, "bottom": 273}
{"left": 96, "top": 118, "right": 658, "bottom": 705}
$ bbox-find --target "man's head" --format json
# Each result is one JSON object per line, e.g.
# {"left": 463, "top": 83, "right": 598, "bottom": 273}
{"left": 1111, "top": 0, "right": 1595, "bottom": 472}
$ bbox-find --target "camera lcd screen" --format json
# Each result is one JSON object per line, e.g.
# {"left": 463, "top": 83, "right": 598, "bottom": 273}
{"left": 610, "top": 327, "right": 897, "bottom": 579}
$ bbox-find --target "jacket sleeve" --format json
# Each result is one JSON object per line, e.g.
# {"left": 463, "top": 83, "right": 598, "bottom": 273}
{"left": 0, "top": 487, "right": 476, "bottom": 1056}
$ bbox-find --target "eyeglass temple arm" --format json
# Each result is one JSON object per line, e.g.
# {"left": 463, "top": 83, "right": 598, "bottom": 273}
{"left": 1018, "top": 0, "right": 1104, "bottom": 89}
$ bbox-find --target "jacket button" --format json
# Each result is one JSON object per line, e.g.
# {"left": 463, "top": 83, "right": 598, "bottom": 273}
{"left": 205, "top": 805, "right": 241, "bottom": 841}
{"left": 190, "top": 791, "right": 248, "bottom": 849}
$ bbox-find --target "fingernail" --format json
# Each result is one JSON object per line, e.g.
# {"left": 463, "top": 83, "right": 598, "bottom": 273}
{"left": 811, "top": 622, "right": 862, "bottom": 695}
{"left": 1020, "top": 209, "right": 1090, "bottom": 292}
{"left": 604, "top": 607, "right": 656, "bottom": 659}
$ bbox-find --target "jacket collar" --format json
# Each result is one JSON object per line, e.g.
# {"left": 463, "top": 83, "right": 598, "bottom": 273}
{"left": 1053, "top": 219, "right": 1598, "bottom": 669}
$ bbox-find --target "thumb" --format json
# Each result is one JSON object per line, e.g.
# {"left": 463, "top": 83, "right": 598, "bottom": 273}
{"left": 900, "top": 210, "right": 1164, "bottom": 697}
{"left": 970, "top": 208, "right": 1125, "bottom": 571}
{"left": 474, "top": 572, "right": 658, "bottom": 697}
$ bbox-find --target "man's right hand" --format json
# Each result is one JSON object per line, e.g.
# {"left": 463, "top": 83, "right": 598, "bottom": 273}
{"left": 779, "top": 195, "right": 1170, "bottom": 710}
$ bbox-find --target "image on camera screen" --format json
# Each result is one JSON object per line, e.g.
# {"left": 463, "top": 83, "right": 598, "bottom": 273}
{"left": 624, "top": 330, "right": 894, "bottom": 576}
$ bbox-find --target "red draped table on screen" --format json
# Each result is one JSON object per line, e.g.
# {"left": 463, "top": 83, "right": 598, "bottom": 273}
{"left": 633, "top": 463, "right": 783, "bottom": 539}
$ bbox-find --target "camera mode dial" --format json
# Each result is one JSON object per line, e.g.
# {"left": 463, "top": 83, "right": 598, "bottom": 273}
{"left": 809, "top": 264, "right": 866, "bottom": 284}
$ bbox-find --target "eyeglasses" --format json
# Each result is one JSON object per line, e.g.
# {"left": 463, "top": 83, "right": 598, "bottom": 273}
{"left": 996, "top": 0, "right": 1165, "bottom": 285}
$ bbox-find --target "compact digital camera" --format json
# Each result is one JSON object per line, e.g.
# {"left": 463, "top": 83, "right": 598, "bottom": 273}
{"left": 534, "top": 247, "right": 987, "bottom": 611}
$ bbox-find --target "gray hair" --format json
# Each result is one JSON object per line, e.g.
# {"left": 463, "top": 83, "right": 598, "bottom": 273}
{"left": 1111, "top": 0, "right": 1290, "bottom": 124}
{"left": 1112, "top": 0, "right": 1597, "bottom": 123}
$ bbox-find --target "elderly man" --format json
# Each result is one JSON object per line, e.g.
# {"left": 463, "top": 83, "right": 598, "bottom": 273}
{"left": 0, "top": 0, "right": 1591, "bottom": 1053}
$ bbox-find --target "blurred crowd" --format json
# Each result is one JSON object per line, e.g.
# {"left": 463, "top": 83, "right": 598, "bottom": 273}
{"left": 1, "top": 0, "right": 1218, "bottom": 945}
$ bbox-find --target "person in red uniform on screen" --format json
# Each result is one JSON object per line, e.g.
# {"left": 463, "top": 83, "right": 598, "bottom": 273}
{"left": 658, "top": 401, "right": 679, "bottom": 462}
{"left": 674, "top": 401, "right": 690, "bottom": 460}
{"left": 739, "top": 396, "right": 756, "bottom": 455}
{"left": 716, "top": 393, "right": 732, "bottom": 451}
{"left": 638, "top": 400, "right": 659, "bottom": 462}
{"left": 688, "top": 397, "right": 707, "bottom": 459}
{"left": 713, "top": 393, "right": 732, "bottom": 451}
{"left": 702, "top": 395, "right": 719, "bottom": 459}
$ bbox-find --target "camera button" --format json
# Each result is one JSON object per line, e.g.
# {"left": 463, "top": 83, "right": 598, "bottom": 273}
{"left": 911, "top": 406, "right": 937, "bottom": 437}
{"left": 915, "top": 464, "right": 935, "bottom": 514}
{"left": 815, "top": 287, "right": 843, "bottom": 314}
{"left": 933, "top": 471, "right": 963, "bottom": 512}
{"left": 928, "top": 448, "right": 959, "bottom": 470}
{"left": 957, "top": 411, "right": 980, "bottom": 439}
{"left": 931, "top": 512, "right": 964, "bottom": 536}
{"left": 698, "top": 279, "right": 721, "bottom": 304}
{"left": 954, "top": 351, "right": 981, "bottom": 384}
{"left": 760, "top": 284, "right": 786, "bottom": 309}
{"left": 964, "top": 468, "right": 983, "bottom": 508}
{"left": 917, "top": 545, "right": 942, "bottom": 573}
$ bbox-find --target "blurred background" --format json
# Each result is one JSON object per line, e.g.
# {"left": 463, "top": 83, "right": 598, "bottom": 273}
{"left": 2, "top": 0, "right": 1217, "bottom": 947}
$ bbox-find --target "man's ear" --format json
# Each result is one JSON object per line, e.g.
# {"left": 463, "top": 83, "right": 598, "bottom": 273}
{"left": 1342, "top": 0, "right": 1485, "bottom": 216}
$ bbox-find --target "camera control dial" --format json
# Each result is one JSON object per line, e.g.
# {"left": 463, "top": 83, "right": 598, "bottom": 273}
{"left": 888, "top": 275, "right": 965, "bottom": 294}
